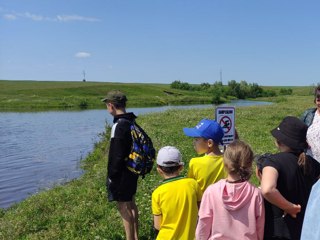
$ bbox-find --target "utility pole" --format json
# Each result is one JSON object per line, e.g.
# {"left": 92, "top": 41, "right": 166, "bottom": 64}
{"left": 82, "top": 70, "right": 86, "bottom": 82}
{"left": 220, "top": 68, "right": 223, "bottom": 84}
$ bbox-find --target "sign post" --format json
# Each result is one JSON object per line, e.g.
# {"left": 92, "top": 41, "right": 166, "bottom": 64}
{"left": 215, "top": 107, "right": 235, "bottom": 145}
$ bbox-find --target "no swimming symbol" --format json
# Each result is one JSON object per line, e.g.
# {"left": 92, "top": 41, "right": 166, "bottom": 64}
{"left": 219, "top": 116, "right": 232, "bottom": 134}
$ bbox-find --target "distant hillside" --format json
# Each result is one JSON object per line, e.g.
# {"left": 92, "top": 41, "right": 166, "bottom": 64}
{"left": 0, "top": 80, "right": 214, "bottom": 110}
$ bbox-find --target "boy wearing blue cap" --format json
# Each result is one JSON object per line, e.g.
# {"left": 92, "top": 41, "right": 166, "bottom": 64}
{"left": 183, "top": 119, "right": 227, "bottom": 196}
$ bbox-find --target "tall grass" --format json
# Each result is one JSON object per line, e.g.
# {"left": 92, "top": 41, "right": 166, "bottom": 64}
{"left": 0, "top": 94, "right": 315, "bottom": 239}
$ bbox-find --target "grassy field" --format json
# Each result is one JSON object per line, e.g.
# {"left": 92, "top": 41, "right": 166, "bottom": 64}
{"left": 0, "top": 80, "right": 314, "bottom": 111}
{"left": 0, "top": 80, "right": 216, "bottom": 110}
{"left": 263, "top": 85, "right": 315, "bottom": 95}
{"left": 0, "top": 93, "right": 315, "bottom": 239}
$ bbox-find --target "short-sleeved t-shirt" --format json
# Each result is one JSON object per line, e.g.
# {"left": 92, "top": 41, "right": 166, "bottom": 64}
{"left": 152, "top": 176, "right": 201, "bottom": 240}
{"left": 262, "top": 152, "right": 320, "bottom": 240}
{"left": 187, "top": 154, "right": 226, "bottom": 196}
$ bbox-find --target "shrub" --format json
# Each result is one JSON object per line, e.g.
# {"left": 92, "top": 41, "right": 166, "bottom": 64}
{"left": 170, "top": 80, "right": 192, "bottom": 90}
{"left": 279, "top": 88, "right": 293, "bottom": 95}
{"left": 79, "top": 99, "right": 89, "bottom": 109}
{"left": 170, "top": 80, "right": 276, "bottom": 99}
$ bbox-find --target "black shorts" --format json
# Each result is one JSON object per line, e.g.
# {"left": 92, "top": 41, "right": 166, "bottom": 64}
{"left": 107, "top": 168, "right": 139, "bottom": 202}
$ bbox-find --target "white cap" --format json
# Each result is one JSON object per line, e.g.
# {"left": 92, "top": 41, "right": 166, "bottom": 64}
{"left": 156, "top": 146, "right": 184, "bottom": 167}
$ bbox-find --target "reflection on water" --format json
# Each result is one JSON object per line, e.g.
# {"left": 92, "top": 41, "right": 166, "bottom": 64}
{"left": 0, "top": 100, "right": 272, "bottom": 208}
{"left": 0, "top": 111, "right": 107, "bottom": 209}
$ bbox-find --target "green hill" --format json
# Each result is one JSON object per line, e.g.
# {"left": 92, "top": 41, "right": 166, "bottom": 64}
{"left": 0, "top": 80, "right": 315, "bottom": 111}
{"left": 0, "top": 80, "right": 214, "bottom": 110}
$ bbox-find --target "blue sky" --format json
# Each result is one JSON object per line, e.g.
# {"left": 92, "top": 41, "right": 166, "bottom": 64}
{"left": 1, "top": 0, "right": 319, "bottom": 86}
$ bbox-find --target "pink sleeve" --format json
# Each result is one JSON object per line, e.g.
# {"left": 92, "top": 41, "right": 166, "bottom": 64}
{"left": 256, "top": 191, "right": 265, "bottom": 240}
{"left": 196, "top": 188, "right": 213, "bottom": 240}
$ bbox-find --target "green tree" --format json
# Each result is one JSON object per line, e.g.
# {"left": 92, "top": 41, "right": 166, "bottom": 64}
{"left": 249, "top": 83, "right": 264, "bottom": 98}
{"left": 170, "top": 80, "right": 182, "bottom": 89}
{"left": 200, "top": 82, "right": 211, "bottom": 90}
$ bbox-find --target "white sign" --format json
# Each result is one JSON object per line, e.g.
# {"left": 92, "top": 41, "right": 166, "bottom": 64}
{"left": 215, "top": 107, "right": 235, "bottom": 145}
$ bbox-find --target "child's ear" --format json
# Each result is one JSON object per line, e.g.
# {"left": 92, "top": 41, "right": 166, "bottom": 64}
{"left": 207, "top": 139, "right": 214, "bottom": 148}
{"left": 157, "top": 166, "right": 164, "bottom": 176}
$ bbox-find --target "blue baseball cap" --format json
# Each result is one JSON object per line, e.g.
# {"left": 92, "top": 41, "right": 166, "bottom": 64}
{"left": 183, "top": 119, "right": 224, "bottom": 144}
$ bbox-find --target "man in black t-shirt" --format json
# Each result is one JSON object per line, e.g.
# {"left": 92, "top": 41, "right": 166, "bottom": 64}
{"left": 102, "top": 90, "right": 139, "bottom": 240}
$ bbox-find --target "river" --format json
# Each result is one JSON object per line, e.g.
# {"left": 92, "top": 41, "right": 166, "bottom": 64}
{"left": 0, "top": 100, "right": 272, "bottom": 208}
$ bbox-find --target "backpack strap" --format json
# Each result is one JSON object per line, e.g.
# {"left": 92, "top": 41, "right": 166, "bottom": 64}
{"left": 132, "top": 121, "right": 150, "bottom": 138}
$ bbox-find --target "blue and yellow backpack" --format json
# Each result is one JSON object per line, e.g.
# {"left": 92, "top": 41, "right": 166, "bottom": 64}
{"left": 125, "top": 120, "right": 156, "bottom": 178}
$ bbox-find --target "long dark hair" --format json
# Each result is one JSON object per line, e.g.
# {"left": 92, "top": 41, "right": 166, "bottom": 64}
{"left": 313, "top": 85, "right": 320, "bottom": 104}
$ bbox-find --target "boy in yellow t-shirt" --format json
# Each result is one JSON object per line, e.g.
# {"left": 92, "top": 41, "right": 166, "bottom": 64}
{"left": 152, "top": 146, "right": 201, "bottom": 240}
{"left": 183, "top": 119, "right": 226, "bottom": 196}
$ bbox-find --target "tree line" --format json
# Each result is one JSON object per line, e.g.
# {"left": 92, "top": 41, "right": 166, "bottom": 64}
{"left": 170, "top": 80, "right": 292, "bottom": 104}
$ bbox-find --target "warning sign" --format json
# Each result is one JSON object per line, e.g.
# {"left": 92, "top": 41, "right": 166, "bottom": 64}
{"left": 215, "top": 107, "right": 235, "bottom": 145}
{"left": 220, "top": 116, "right": 232, "bottom": 134}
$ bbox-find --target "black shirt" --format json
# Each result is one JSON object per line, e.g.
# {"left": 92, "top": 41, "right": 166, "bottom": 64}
{"left": 262, "top": 152, "right": 320, "bottom": 240}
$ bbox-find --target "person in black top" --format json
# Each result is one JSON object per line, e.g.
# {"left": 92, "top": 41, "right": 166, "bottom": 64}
{"left": 102, "top": 90, "right": 139, "bottom": 240}
{"left": 261, "top": 116, "right": 320, "bottom": 240}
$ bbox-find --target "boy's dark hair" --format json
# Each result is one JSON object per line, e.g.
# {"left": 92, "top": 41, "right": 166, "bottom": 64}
{"left": 111, "top": 101, "right": 126, "bottom": 109}
{"left": 158, "top": 163, "right": 181, "bottom": 175}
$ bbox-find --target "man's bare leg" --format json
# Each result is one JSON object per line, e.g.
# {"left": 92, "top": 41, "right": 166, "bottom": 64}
{"left": 117, "top": 199, "right": 138, "bottom": 240}
{"left": 130, "top": 198, "right": 139, "bottom": 240}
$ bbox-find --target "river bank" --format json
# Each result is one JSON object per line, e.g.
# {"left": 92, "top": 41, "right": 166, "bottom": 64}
{"left": 0, "top": 80, "right": 313, "bottom": 111}
{"left": 0, "top": 101, "right": 272, "bottom": 210}
{"left": 0, "top": 95, "right": 314, "bottom": 239}
{"left": 0, "top": 80, "right": 217, "bottom": 110}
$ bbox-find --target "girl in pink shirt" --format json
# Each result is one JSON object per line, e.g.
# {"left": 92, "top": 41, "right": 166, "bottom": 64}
{"left": 196, "top": 140, "right": 265, "bottom": 240}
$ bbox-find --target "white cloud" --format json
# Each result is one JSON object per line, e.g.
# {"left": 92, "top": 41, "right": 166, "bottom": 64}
{"left": 24, "top": 12, "right": 45, "bottom": 21}
{"left": 2, "top": 10, "right": 100, "bottom": 22}
{"left": 75, "top": 52, "right": 91, "bottom": 58}
{"left": 56, "top": 15, "right": 100, "bottom": 22}
{"left": 3, "top": 14, "right": 17, "bottom": 20}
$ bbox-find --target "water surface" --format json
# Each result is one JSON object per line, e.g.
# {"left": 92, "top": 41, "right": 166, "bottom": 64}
{"left": 0, "top": 100, "right": 272, "bottom": 208}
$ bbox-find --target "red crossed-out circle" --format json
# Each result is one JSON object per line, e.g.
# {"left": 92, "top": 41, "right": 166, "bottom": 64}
{"left": 219, "top": 116, "right": 232, "bottom": 134}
